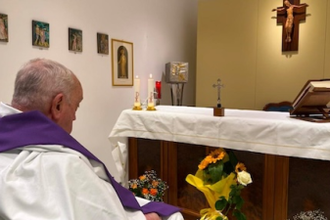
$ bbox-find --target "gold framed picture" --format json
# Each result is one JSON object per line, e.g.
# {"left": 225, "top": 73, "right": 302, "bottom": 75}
{"left": 111, "top": 39, "right": 133, "bottom": 86}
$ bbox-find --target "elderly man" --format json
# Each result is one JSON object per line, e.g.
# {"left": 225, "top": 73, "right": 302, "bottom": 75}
{"left": 0, "top": 58, "right": 183, "bottom": 220}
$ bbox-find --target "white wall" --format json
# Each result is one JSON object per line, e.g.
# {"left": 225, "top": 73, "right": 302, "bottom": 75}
{"left": 0, "top": 0, "right": 197, "bottom": 179}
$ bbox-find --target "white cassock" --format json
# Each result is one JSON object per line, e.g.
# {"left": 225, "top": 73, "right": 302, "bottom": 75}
{"left": 0, "top": 103, "right": 183, "bottom": 220}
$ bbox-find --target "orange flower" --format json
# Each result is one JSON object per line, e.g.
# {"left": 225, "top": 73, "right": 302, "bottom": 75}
{"left": 209, "top": 149, "right": 226, "bottom": 163}
{"left": 235, "top": 162, "right": 246, "bottom": 173}
{"left": 198, "top": 149, "right": 226, "bottom": 170}
{"left": 198, "top": 157, "right": 211, "bottom": 170}
{"left": 142, "top": 188, "right": 149, "bottom": 195}
{"left": 131, "top": 183, "right": 137, "bottom": 189}
{"left": 152, "top": 180, "right": 159, "bottom": 187}
{"left": 150, "top": 188, "right": 158, "bottom": 196}
{"left": 139, "top": 175, "right": 146, "bottom": 181}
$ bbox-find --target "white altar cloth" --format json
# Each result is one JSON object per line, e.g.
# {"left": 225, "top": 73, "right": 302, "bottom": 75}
{"left": 109, "top": 105, "right": 330, "bottom": 162}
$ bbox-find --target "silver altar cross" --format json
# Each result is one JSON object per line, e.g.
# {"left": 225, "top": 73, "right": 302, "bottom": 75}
{"left": 212, "top": 79, "right": 224, "bottom": 108}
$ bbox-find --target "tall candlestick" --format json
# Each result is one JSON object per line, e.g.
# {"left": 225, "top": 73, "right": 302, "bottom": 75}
{"left": 147, "top": 74, "right": 156, "bottom": 110}
{"left": 133, "top": 75, "right": 142, "bottom": 110}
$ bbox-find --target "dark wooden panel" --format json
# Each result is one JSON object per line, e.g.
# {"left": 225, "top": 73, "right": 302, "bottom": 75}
{"left": 176, "top": 143, "right": 208, "bottom": 220}
{"left": 288, "top": 157, "right": 330, "bottom": 219}
{"left": 128, "top": 137, "right": 138, "bottom": 179}
{"left": 263, "top": 155, "right": 276, "bottom": 220}
{"left": 136, "top": 138, "right": 161, "bottom": 175}
{"left": 274, "top": 156, "right": 289, "bottom": 220}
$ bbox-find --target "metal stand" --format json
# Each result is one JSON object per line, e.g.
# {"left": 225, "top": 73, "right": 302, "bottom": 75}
{"left": 170, "top": 83, "right": 184, "bottom": 106}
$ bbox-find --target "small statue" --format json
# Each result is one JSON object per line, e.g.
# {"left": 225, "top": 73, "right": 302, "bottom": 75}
{"left": 272, "top": 0, "right": 308, "bottom": 43}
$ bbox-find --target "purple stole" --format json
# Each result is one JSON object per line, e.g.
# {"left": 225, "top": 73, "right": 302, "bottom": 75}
{"left": 0, "top": 111, "right": 181, "bottom": 216}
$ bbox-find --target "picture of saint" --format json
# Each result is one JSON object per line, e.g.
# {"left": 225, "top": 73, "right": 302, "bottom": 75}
{"left": 32, "top": 20, "right": 49, "bottom": 48}
{"left": 111, "top": 39, "right": 133, "bottom": 86}
{"left": 71, "top": 34, "right": 77, "bottom": 51}
{"left": 0, "top": 14, "right": 8, "bottom": 42}
{"left": 68, "top": 28, "right": 83, "bottom": 52}
{"left": 97, "top": 33, "right": 109, "bottom": 55}
{"left": 117, "top": 46, "right": 128, "bottom": 79}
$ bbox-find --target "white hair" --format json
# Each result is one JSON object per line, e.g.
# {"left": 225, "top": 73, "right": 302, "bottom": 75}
{"left": 12, "top": 58, "right": 77, "bottom": 113}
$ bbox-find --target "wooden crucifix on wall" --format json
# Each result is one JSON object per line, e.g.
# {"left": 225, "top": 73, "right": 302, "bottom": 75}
{"left": 272, "top": 0, "right": 308, "bottom": 51}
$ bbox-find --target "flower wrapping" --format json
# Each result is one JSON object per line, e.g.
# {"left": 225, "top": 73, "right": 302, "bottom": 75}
{"left": 186, "top": 171, "right": 236, "bottom": 219}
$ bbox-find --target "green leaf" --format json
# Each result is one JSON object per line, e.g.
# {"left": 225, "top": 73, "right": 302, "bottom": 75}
{"left": 234, "top": 195, "right": 244, "bottom": 210}
{"left": 233, "top": 209, "right": 246, "bottom": 220}
{"left": 223, "top": 161, "right": 234, "bottom": 175}
{"left": 215, "top": 196, "right": 227, "bottom": 211}
{"left": 208, "top": 162, "right": 224, "bottom": 183}
{"left": 223, "top": 150, "right": 237, "bottom": 174}
{"left": 229, "top": 185, "right": 240, "bottom": 197}
{"left": 237, "top": 184, "right": 245, "bottom": 190}
{"left": 216, "top": 217, "right": 224, "bottom": 220}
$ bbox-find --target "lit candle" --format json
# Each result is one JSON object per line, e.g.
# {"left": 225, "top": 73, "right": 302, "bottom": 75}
{"left": 147, "top": 74, "right": 155, "bottom": 109}
{"left": 133, "top": 75, "right": 141, "bottom": 110}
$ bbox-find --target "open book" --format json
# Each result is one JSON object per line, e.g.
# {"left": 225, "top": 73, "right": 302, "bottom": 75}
{"left": 290, "top": 79, "right": 330, "bottom": 122}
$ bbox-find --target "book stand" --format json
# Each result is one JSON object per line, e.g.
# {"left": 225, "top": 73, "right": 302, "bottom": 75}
{"left": 290, "top": 79, "right": 330, "bottom": 122}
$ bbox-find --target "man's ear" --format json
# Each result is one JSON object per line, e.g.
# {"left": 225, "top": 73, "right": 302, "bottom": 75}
{"left": 50, "top": 93, "right": 64, "bottom": 120}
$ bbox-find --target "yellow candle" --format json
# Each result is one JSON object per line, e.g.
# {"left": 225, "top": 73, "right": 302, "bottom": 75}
{"left": 134, "top": 75, "right": 141, "bottom": 108}
{"left": 148, "top": 74, "right": 155, "bottom": 108}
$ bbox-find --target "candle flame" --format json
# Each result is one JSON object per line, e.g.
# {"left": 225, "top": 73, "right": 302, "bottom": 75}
{"left": 135, "top": 75, "right": 139, "bottom": 79}
{"left": 149, "top": 74, "right": 152, "bottom": 78}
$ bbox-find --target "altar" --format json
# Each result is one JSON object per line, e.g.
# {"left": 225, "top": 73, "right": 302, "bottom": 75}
{"left": 109, "top": 106, "right": 330, "bottom": 220}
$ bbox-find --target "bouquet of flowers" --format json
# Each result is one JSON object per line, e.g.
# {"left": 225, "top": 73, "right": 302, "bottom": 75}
{"left": 186, "top": 148, "right": 252, "bottom": 220}
{"left": 128, "top": 170, "right": 169, "bottom": 202}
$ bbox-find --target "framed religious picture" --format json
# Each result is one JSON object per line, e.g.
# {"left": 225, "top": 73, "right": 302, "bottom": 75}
{"left": 32, "top": 20, "right": 49, "bottom": 48}
{"left": 97, "top": 33, "right": 109, "bottom": 55}
{"left": 0, "top": 13, "right": 8, "bottom": 42}
{"left": 111, "top": 39, "right": 133, "bottom": 86}
{"left": 68, "top": 28, "right": 82, "bottom": 52}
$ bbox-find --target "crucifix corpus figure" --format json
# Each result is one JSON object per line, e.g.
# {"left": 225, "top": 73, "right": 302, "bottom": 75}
{"left": 212, "top": 79, "right": 224, "bottom": 108}
{"left": 272, "top": 0, "right": 308, "bottom": 51}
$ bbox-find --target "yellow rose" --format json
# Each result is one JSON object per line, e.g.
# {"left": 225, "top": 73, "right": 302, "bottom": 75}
{"left": 237, "top": 171, "right": 252, "bottom": 186}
